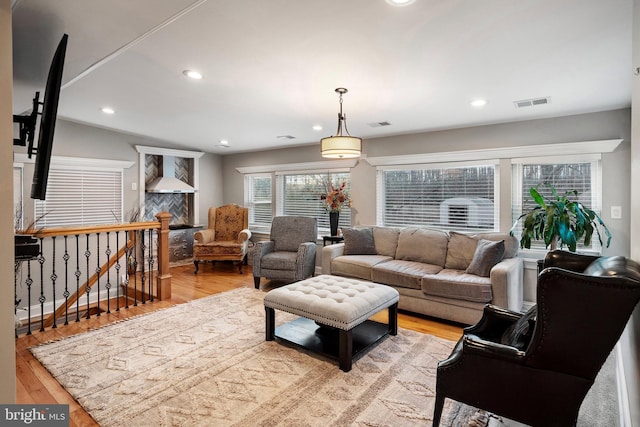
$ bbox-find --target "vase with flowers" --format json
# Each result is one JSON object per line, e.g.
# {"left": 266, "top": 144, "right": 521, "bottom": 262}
{"left": 320, "top": 181, "right": 351, "bottom": 236}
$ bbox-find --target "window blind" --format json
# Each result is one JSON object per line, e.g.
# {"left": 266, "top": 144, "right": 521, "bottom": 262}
{"left": 377, "top": 164, "right": 497, "bottom": 232}
{"left": 245, "top": 174, "right": 273, "bottom": 231}
{"left": 277, "top": 171, "right": 351, "bottom": 234}
{"left": 35, "top": 168, "right": 123, "bottom": 227}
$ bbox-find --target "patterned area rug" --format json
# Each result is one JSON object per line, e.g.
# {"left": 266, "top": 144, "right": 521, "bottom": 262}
{"left": 31, "top": 287, "right": 486, "bottom": 427}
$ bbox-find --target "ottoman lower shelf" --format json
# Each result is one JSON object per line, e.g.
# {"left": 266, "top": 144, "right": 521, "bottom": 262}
{"left": 271, "top": 317, "right": 393, "bottom": 370}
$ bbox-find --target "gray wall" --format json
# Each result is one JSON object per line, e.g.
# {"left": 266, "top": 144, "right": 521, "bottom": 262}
{"left": 15, "top": 119, "right": 224, "bottom": 229}
{"left": 224, "top": 108, "right": 631, "bottom": 253}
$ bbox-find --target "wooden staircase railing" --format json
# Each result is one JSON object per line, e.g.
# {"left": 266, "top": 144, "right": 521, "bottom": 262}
{"left": 15, "top": 212, "right": 172, "bottom": 334}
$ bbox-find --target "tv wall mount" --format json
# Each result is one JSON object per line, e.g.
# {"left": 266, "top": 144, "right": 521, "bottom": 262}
{"left": 13, "top": 91, "right": 41, "bottom": 158}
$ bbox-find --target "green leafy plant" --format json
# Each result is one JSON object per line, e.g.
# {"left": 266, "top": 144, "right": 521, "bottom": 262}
{"left": 511, "top": 184, "right": 611, "bottom": 252}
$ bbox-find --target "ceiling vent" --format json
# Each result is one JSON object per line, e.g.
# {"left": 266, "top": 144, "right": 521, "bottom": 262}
{"left": 514, "top": 97, "right": 551, "bottom": 108}
{"left": 368, "top": 121, "right": 392, "bottom": 128}
{"left": 277, "top": 135, "right": 296, "bottom": 139}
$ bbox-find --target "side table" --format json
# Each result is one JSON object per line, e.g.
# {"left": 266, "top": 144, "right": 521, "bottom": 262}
{"left": 323, "top": 235, "right": 344, "bottom": 246}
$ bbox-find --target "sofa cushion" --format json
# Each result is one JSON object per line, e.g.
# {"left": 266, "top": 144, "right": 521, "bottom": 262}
{"left": 342, "top": 227, "right": 377, "bottom": 255}
{"left": 445, "top": 231, "right": 479, "bottom": 270}
{"left": 421, "top": 269, "right": 493, "bottom": 303}
{"left": 395, "top": 228, "right": 449, "bottom": 266}
{"left": 331, "top": 255, "right": 392, "bottom": 281}
{"left": 372, "top": 226, "right": 400, "bottom": 257}
{"left": 473, "top": 232, "right": 518, "bottom": 259}
{"left": 372, "top": 260, "right": 443, "bottom": 290}
{"left": 466, "top": 239, "right": 505, "bottom": 277}
{"left": 260, "top": 251, "right": 298, "bottom": 270}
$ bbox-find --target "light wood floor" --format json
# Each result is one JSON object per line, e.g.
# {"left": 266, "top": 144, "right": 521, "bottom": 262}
{"left": 15, "top": 263, "right": 464, "bottom": 427}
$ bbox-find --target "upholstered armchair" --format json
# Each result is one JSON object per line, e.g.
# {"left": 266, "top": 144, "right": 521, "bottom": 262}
{"left": 253, "top": 216, "right": 318, "bottom": 289}
{"left": 433, "top": 250, "right": 640, "bottom": 427}
{"left": 193, "top": 204, "right": 251, "bottom": 274}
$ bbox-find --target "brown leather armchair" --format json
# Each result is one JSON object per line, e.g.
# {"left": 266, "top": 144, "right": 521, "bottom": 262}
{"left": 193, "top": 204, "right": 251, "bottom": 274}
{"left": 433, "top": 250, "right": 640, "bottom": 427}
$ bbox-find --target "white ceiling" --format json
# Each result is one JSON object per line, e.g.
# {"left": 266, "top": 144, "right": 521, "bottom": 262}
{"left": 12, "top": 0, "right": 633, "bottom": 155}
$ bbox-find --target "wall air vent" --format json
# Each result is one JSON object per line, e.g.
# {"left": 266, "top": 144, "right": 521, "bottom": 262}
{"left": 514, "top": 97, "right": 551, "bottom": 108}
{"left": 368, "top": 121, "right": 392, "bottom": 127}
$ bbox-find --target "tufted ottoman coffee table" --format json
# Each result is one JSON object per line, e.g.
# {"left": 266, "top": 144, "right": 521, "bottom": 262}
{"left": 263, "top": 274, "right": 399, "bottom": 372}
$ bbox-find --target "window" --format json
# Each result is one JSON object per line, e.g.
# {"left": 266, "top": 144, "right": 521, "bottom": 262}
{"left": 377, "top": 162, "right": 497, "bottom": 232}
{"left": 511, "top": 157, "right": 602, "bottom": 252}
{"left": 276, "top": 171, "right": 350, "bottom": 234}
{"left": 244, "top": 174, "right": 273, "bottom": 232}
{"left": 35, "top": 167, "right": 123, "bottom": 227}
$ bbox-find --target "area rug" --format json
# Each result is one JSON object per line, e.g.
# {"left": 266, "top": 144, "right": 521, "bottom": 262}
{"left": 31, "top": 287, "right": 483, "bottom": 427}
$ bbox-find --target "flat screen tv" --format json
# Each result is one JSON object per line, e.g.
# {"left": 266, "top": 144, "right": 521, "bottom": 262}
{"left": 30, "top": 33, "right": 68, "bottom": 200}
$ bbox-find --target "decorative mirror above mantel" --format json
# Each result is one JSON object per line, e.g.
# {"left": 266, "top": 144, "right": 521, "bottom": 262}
{"left": 135, "top": 145, "right": 204, "bottom": 227}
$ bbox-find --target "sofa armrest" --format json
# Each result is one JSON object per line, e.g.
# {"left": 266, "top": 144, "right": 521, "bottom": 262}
{"left": 489, "top": 257, "right": 524, "bottom": 312}
{"left": 321, "top": 242, "right": 345, "bottom": 274}
{"left": 238, "top": 228, "right": 252, "bottom": 243}
{"left": 194, "top": 229, "right": 215, "bottom": 244}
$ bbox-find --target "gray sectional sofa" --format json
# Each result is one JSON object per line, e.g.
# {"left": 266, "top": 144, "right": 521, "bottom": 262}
{"left": 321, "top": 226, "right": 523, "bottom": 325}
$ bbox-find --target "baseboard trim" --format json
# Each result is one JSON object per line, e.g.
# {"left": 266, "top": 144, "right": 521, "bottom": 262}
{"left": 615, "top": 343, "right": 632, "bottom": 427}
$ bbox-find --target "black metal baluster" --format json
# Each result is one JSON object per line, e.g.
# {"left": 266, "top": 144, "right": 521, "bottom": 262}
{"left": 75, "top": 235, "right": 81, "bottom": 322}
{"left": 50, "top": 236, "right": 57, "bottom": 329}
{"left": 133, "top": 231, "right": 138, "bottom": 307}
{"left": 105, "top": 231, "right": 112, "bottom": 314}
{"left": 63, "top": 236, "right": 70, "bottom": 325}
{"left": 125, "top": 230, "right": 130, "bottom": 309}
{"left": 95, "top": 233, "right": 101, "bottom": 316}
{"left": 38, "top": 238, "right": 45, "bottom": 332}
{"left": 148, "top": 228, "right": 155, "bottom": 302}
{"left": 26, "top": 260, "right": 33, "bottom": 335}
{"left": 116, "top": 231, "right": 121, "bottom": 312}
{"left": 140, "top": 230, "right": 146, "bottom": 305}
{"left": 85, "top": 234, "right": 91, "bottom": 319}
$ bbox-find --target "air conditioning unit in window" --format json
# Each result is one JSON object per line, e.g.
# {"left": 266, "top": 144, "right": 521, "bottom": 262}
{"left": 439, "top": 198, "right": 493, "bottom": 228}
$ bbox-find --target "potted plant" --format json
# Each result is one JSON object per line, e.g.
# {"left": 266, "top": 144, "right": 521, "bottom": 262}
{"left": 511, "top": 184, "right": 611, "bottom": 252}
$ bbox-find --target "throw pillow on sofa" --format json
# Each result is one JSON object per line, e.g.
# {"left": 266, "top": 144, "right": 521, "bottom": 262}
{"left": 342, "top": 227, "right": 377, "bottom": 255}
{"left": 466, "top": 239, "right": 505, "bottom": 277}
{"left": 445, "top": 231, "right": 479, "bottom": 270}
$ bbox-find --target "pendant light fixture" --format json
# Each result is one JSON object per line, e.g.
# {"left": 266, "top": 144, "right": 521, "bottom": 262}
{"left": 321, "top": 88, "right": 362, "bottom": 159}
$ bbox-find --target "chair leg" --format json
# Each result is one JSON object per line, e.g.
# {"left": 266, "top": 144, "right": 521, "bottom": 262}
{"left": 432, "top": 392, "right": 445, "bottom": 427}
{"left": 254, "top": 277, "right": 260, "bottom": 289}
{"left": 237, "top": 261, "right": 243, "bottom": 274}
{"left": 194, "top": 260, "right": 199, "bottom": 274}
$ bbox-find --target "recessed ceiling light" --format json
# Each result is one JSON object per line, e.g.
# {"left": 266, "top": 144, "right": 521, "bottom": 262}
{"left": 312, "top": 125, "right": 323, "bottom": 131}
{"left": 219, "top": 140, "right": 229, "bottom": 146}
{"left": 101, "top": 107, "right": 115, "bottom": 114}
{"left": 386, "top": 0, "right": 416, "bottom": 6}
{"left": 183, "top": 70, "right": 203, "bottom": 80}
{"left": 470, "top": 99, "right": 487, "bottom": 107}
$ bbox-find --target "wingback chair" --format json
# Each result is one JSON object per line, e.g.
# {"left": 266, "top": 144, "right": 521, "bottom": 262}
{"left": 253, "top": 216, "right": 317, "bottom": 289}
{"left": 433, "top": 250, "right": 640, "bottom": 427}
{"left": 193, "top": 204, "right": 251, "bottom": 274}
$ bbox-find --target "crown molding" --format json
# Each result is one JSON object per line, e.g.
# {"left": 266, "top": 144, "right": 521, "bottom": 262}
{"left": 236, "top": 159, "right": 358, "bottom": 174}
{"left": 364, "top": 139, "right": 623, "bottom": 167}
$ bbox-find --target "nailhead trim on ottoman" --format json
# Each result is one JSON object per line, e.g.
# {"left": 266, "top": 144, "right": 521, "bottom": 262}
{"left": 263, "top": 275, "right": 399, "bottom": 330}
{"left": 264, "top": 274, "right": 399, "bottom": 371}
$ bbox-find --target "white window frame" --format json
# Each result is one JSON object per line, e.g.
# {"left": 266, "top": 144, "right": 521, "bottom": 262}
{"left": 376, "top": 160, "right": 500, "bottom": 232}
{"left": 244, "top": 173, "right": 273, "bottom": 234}
{"left": 275, "top": 168, "right": 351, "bottom": 236}
{"left": 511, "top": 154, "right": 603, "bottom": 254}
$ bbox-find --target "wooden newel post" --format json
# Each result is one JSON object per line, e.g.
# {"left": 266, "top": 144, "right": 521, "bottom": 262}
{"left": 155, "top": 211, "right": 172, "bottom": 300}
